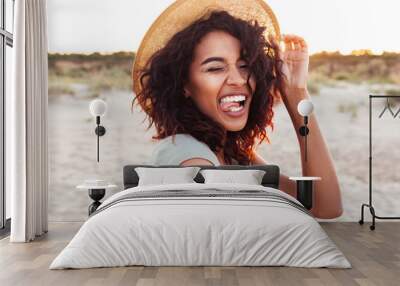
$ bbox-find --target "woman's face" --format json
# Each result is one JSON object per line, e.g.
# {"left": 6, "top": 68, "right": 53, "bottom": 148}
{"left": 184, "top": 30, "right": 256, "bottom": 132}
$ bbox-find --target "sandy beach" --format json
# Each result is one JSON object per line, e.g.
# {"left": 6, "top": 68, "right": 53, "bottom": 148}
{"left": 48, "top": 83, "right": 400, "bottom": 222}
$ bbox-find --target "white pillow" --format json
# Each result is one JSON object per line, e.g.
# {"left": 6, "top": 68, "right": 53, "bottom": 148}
{"left": 135, "top": 167, "right": 200, "bottom": 186}
{"left": 200, "top": 169, "right": 266, "bottom": 185}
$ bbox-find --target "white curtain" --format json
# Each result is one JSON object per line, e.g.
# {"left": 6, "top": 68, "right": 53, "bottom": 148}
{"left": 8, "top": 0, "right": 49, "bottom": 242}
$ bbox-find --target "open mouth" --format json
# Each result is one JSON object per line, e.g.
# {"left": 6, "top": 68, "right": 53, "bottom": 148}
{"left": 219, "top": 94, "right": 248, "bottom": 114}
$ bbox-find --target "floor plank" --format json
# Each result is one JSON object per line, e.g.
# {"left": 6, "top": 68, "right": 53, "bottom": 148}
{"left": 0, "top": 222, "right": 399, "bottom": 286}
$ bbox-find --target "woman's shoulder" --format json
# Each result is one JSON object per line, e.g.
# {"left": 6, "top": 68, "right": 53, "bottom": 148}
{"left": 149, "top": 134, "right": 220, "bottom": 166}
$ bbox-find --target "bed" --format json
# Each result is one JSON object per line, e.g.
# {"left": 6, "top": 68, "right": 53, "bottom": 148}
{"left": 50, "top": 165, "right": 350, "bottom": 269}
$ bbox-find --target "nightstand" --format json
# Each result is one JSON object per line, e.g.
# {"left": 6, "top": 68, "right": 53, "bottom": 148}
{"left": 76, "top": 180, "right": 117, "bottom": 215}
{"left": 289, "top": 177, "right": 321, "bottom": 210}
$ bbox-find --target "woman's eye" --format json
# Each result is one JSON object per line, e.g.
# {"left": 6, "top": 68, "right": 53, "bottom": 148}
{"left": 207, "top": 67, "right": 224, "bottom": 72}
{"left": 239, "top": 64, "right": 248, "bottom": 69}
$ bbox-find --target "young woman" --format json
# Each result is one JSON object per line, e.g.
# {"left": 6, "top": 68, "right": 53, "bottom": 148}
{"left": 132, "top": 2, "right": 343, "bottom": 219}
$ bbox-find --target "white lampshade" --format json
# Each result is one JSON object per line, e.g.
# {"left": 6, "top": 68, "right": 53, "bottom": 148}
{"left": 297, "top": 99, "right": 314, "bottom": 116}
{"left": 89, "top": 99, "right": 107, "bottom": 117}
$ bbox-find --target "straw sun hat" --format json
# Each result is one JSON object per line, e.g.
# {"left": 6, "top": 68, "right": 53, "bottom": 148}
{"left": 132, "top": 0, "right": 280, "bottom": 95}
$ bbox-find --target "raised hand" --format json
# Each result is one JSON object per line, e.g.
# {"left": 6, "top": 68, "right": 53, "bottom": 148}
{"left": 280, "top": 34, "right": 309, "bottom": 90}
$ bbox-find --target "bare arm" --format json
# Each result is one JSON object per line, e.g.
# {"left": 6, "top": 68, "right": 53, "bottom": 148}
{"left": 253, "top": 34, "right": 343, "bottom": 219}
{"left": 285, "top": 87, "right": 342, "bottom": 218}
{"left": 254, "top": 87, "right": 343, "bottom": 219}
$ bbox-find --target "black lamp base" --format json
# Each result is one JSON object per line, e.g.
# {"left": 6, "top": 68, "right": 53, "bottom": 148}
{"left": 88, "top": 188, "right": 105, "bottom": 215}
{"left": 296, "top": 181, "right": 313, "bottom": 210}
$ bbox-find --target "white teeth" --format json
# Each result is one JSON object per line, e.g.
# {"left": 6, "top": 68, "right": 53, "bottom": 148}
{"left": 229, "top": 105, "right": 244, "bottom": 112}
{"left": 220, "top": 95, "right": 246, "bottom": 103}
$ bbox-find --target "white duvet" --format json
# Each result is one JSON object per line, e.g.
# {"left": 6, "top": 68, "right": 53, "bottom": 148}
{"left": 50, "top": 183, "right": 351, "bottom": 269}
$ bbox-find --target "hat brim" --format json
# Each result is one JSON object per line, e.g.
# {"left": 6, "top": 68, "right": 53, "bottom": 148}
{"left": 132, "top": 0, "right": 280, "bottom": 95}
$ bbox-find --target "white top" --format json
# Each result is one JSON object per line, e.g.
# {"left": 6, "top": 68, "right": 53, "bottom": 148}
{"left": 289, "top": 176, "right": 321, "bottom": 181}
{"left": 149, "top": 134, "right": 220, "bottom": 166}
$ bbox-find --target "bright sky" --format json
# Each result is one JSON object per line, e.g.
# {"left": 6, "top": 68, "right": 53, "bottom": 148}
{"left": 47, "top": 0, "right": 400, "bottom": 55}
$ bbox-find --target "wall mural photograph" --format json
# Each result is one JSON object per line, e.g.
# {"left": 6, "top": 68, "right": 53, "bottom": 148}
{"left": 47, "top": 0, "right": 400, "bottom": 223}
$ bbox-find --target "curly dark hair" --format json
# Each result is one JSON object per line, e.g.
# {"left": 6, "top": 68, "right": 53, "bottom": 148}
{"left": 133, "top": 10, "right": 287, "bottom": 165}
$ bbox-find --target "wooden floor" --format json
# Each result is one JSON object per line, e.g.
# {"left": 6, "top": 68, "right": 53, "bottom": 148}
{"left": 0, "top": 222, "right": 399, "bottom": 286}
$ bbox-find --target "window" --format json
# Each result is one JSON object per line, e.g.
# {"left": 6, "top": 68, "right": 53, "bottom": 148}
{"left": 1, "top": 0, "right": 14, "bottom": 234}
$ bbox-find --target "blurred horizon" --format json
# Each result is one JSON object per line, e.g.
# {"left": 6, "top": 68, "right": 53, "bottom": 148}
{"left": 48, "top": 50, "right": 400, "bottom": 101}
